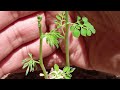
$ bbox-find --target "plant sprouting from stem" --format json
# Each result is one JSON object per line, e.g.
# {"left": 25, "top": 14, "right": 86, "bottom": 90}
{"left": 43, "top": 29, "right": 64, "bottom": 48}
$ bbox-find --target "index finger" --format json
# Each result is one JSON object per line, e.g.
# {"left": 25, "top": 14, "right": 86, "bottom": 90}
{"left": 0, "top": 11, "right": 38, "bottom": 31}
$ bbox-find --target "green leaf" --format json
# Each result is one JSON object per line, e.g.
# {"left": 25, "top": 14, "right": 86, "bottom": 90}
{"left": 67, "top": 22, "right": 70, "bottom": 24}
{"left": 58, "top": 13, "right": 63, "bottom": 18}
{"left": 89, "top": 24, "right": 94, "bottom": 29}
{"left": 81, "top": 28, "right": 87, "bottom": 36}
{"left": 66, "top": 74, "right": 72, "bottom": 78}
{"left": 54, "top": 64, "right": 59, "bottom": 71}
{"left": 25, "top": 66, "right": 29, "bottom": 76}
{"left": 90, "top": 28, "right": 96, "bottom": 34}
{"left": 84, "top": 22, "right": 91, "bottom": 27}
{"left": 64, "top": 75, "right": 71, "bottom": 79}
{"left": 84, "top": 22, "right": 96, "bottom": 34}
{"left": 70, "top": 68, "right": 76, "bottom": 73}
{"left": 29, "top": 60, "right": 33, "bottom": 72}
{"left": 78, "top": 23, "right": 82, "bottom": 27}
{"left": 86, "top": 30, "right": 92, "bottom": 36}
{"left": 89, "top": 25, "right": 96, "bottom": 34}
{"left": 54, "top": 20, "right": 59, "bottom": 24}
{"left": 82, "top": 17, "right": 88, "bottom": 23}
{"left": 75, "top": 25, "right": 80, "bottom": 29}
{"left": 77, "top": 16, "right": 81, "bottom": 21}
{"left": 70, "top": 26, "right": 75, "bottom": 32}
{"left": 22, "top": 63, "right": 28, "bottom": 69}
{"left": 28, "top": 53, "right": 32, "bottom": 59}
{"left": 22, "top": 58, "right": 29, "bottom": 64}
{"left": 63, "top": 66, "right": 70, "bottom": 73}
{"left": 57, "top": 25, "right": 61, "bottom": 29}
{"left": 72, "top": 29, "right": 80, "bottom": 38}
{"left": 62, "top": 11, "right": 65, "bottom": 17}
{"left": 84, "top": 22, "right": 94, "bottom": 30}
{"left": 56, "top": 15, "right": 62, "bottom": 20}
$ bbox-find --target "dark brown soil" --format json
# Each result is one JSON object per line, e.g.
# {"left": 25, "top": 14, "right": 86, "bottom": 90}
{"left": 3, "top": 67, "right": 119, "bottom": 79}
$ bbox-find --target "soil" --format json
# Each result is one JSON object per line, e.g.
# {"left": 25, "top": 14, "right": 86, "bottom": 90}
{"left": 2, "top": 67, "right": 119, "bottom": 79}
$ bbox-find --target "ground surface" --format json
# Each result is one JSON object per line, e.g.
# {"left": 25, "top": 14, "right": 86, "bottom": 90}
{"left": 2, "top": 67, "right": 119, "bottom": 79}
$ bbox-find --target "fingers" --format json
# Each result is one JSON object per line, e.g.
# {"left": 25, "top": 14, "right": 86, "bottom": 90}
{"left": 0, "top": 38, "right": 56, "bottom": 78}
{"left": 0, "top": 12, "right": 46, "bottom": 62}
{"left": 0, "top": 11, "right": 38, "bottom": 31}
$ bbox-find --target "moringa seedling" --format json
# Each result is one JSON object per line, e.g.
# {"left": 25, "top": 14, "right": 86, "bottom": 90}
{"left": 22, "top": 53, "right": 39, "bottom": 75}
{"left": 22, "top": 11, "right": 96, "bottom": 79}
{"left": 40, "top": 64, "right": 75, "bottom": 79}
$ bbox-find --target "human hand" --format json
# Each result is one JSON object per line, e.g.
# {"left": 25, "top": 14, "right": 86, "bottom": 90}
{"left": 44, "top": 11, "right": 120, "bottom": 76}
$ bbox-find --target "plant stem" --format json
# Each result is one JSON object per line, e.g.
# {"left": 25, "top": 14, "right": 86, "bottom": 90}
{"left": 37, "top": 16, "right": 48, "bottom": 79}
{"left": 65, "top": 11, "right": 70, "bottom": 66}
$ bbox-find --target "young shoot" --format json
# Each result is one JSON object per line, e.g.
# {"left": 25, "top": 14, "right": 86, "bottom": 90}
{"left": 43, "top": 29, "right": 64, "bottom": 48}
{"left": 40, "top": 64, "right": 75, "bottom": 79}
{"left": 22, "top": 53, "right": 39, "bottom": 76}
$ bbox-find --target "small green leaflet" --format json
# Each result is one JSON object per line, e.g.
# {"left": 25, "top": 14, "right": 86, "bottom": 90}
{"left": 72, "top": 29, "right": 80, "bottom": 38}
{"left": 82, "top": 17, "right": 88, "bottom": 23}
{"left": 63, "top": 66, "right": 70, "bottom": 73}
{"left": 64, "top": 76, "right": 71, "bottom": 79}
{"left": 70, "top": 26, "right": 75, "bottom": 32}
{"left": 45, "top": 29, "right": 64, "bottom": 48}
{"left": 26, "top": 66, "right": 29, "bottom": 76}
{"left": 84, "top": 22, "right": 96, "bottom": 34}
{"left": 63, "top": 66, "right": 75, "bottom": 79}
{"left": 55, "top": 12, "right": 66, "bottom": 34}
{"left": 57, "top": 25, "right": 61, "bottom": 29}
{"left": 86, "top": 30, "right": 92, "bottom": 36}
{"left": 22, "top": 63, "right": 28, "bottom": 69}
{"left": 88, "top": 25, "right": 96, "bottom": 34}
{"left": 69, "top": 68, "right": 75, "bottom": 73}
{"left": 77, "top": 16, "right": 81, "bottom": 21}
{"left": 81, "top": 28, "right": 87, "bottom": 36}
{"left": 90, "top": 28, "right": 96, "bottom": 34}
{"left": 56, "top": 15, "right": 62, "bottom": 21}
{"left": 54, "top": 64, "right": 59, "bottom": 71}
